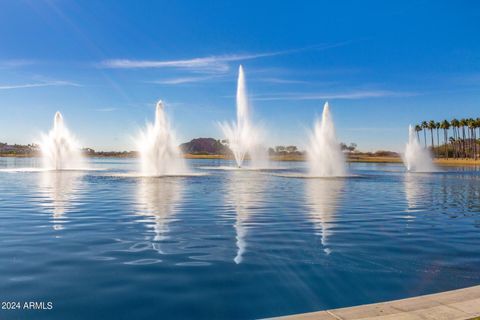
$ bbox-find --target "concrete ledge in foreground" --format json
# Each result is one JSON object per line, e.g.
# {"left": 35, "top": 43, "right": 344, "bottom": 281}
{"left": 271, "top": 285, "right": 480, "bottom": 320}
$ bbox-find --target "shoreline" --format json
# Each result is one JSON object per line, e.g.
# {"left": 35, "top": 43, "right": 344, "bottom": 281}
{"left": 1, "top": 154, "right": 479, "bottom": 166}
{"left": 186, "top": 154, "right": 480, "bottom": 166}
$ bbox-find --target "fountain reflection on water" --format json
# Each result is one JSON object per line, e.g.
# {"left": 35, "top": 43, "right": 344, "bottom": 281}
{"left": 40, "top": 111, "right": 84, "bottom": 170}
{"left": 403, "top": 125, "right": 436, "bottom": 172}
{"left": 226, "top": 171, "right": 266, "bottom": 264}
{"left": 404, "top": 171, "right": 480, "bottom": 217}
{"left": 220, "top": 65, "right": 267, "bottom": 168}
{"left": 37, "top": 170, "right": 83, "bottom": 230}
{"left": 136, "top": 177, "right": 183, "bottom": 253}
{"left": 307, "top": 102, "right": 347, "bottom": 177}
{"left": 138, "top": 101, "right": 188, "bottom": 176}
{"left": 404, "top": 172, "right": 430, "bottom": 216}
{"left": 305, "top": 178, "right": 344, "bottom": 254}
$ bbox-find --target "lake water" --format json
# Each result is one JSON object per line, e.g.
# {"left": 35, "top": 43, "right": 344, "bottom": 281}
{"left": 0, "top": 157, "right": 479, "bottom": 319}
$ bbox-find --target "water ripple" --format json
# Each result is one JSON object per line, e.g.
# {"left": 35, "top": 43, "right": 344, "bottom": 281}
{"left": 0, "top": 159, "right": 480, "bottom": 319}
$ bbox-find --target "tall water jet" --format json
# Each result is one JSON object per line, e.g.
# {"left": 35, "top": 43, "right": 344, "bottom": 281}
{"left": 220, "top": 65, "right": 266, "bottom": 168}
{"left": 403, "top": 125, "right": 436, "bottom": 172}
{"left": 40, "top": 112, "right": 83, "bottom": 170}
{"left": 138, "top": 101, "right": 187, "bottom": 176}
{"left": 307, "top": 102, "right": 346, "bottom": 177}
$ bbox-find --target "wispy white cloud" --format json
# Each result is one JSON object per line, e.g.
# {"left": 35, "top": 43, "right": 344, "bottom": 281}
{"left": 251, "top": 90, "right": 418, "bottom": 101}
{"left": 0, "top": 80, "right": 80, "bottom": 90}
{"left": 150, "top": 75, "right": 221, "bottom": 85}
{"left": 99, "top": 42, "right": 352, "bottom": 74}
{"left": 100, "top": 52, "right": 283, "bottom": 73}
{"left": 257, "top": 77, "right": 309, "bottom": 84}
{"left": 0, "top": 59, "right": 35, "bottom": 69}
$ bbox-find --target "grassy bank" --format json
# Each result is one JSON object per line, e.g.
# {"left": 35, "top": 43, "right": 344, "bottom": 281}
{"left": 185, "top": 154, "right": 480, "bottom": 166}
{"left": 184, "top": 153, "right": 405, "bottom": 163}
{"left": 434, "top": 158, "right": 480, "bottom": 166}
{"left": 348, "top": 155, "right": 402, "bottom": 163}
{"left": 2, "top": 153, "right": 479, "bottom": 166}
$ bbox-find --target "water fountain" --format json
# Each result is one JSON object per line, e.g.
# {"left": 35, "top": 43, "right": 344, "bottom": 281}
{"left": 137, "top": 101, "right": 187, "bottom": 176}
{"left": 403, "top": 125, "right": 436, "bottom": 172}
{"left": 307, "top": 102, "right": 346, "bottom": 177}
{"left": 40, "top": 111, "right": 84, "bottom": 170}
{"left": 220, "top": 65, "right": 266, "bottom": 168}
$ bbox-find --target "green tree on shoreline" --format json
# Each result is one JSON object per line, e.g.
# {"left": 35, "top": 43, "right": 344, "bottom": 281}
{"left": 415, "top": 117, "right": 479, "bottom": 160}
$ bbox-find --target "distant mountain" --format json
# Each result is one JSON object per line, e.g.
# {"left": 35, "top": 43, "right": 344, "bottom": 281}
{"left": 179, "top": 138, "right": 231, "bottom": 155}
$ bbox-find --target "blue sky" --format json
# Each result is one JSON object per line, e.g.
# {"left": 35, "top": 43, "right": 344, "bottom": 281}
{"left": 0, "top": 0, "right": 479, "bottom": 151}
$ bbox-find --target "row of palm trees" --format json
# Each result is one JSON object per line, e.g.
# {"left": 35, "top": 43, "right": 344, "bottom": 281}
{"left": 414, "top": 118, "right": 480, "bottom": 160}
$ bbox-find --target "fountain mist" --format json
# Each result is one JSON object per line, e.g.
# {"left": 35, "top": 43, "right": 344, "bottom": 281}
{"left": 220, "top": 65, "right": 266, "bottom": 168}
{"left": 138, "top": 101, "right": 187, "bottom": 176}
{"left": 403, "top": 125, "right": 436, "bottom": 172}
{"left": 40, "top": 112, "right": 83, "bottom": 170}
{"left": 307, "top": 102, "right": 346, "bottom": 177}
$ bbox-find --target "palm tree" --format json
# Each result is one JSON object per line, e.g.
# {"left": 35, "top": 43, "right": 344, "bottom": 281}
{"left": 468, "top": 118, "right": 477, "bottom": 159}
{"left": 440, "top": 120, "right": 450, "bottom": 158}
{"left": 415, "top": 117, "right": 480, "bottom": 159}
{"left": 467, "top": 118, "right": 473, "bottom": 158}
{"left": 477, "top": 118, "right": 480, "bottom": 147}
{"left": 421, "top": 121, "right": 428, "bottom": 148}
{"left": 428, "top": 120, "right": 436, "bottom": 154}
{"left": 451, "top": 118, "right": 460, "bottom": 159}
{"left": 449, "top": 136, "right": 456, "bottom": 155}
{"left": 476, "top": 118, "right": 480, "bottom": 159}
{"left": 415, "top": 125, "right": 422, "bottom": 142}
{"left": 460, "top": 118, "right": 467, "bottom": 158}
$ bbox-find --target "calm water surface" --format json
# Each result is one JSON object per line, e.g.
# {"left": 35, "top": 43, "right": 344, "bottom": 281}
{"left": 0, "top": 157, "right": 479, "bottom": 319}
